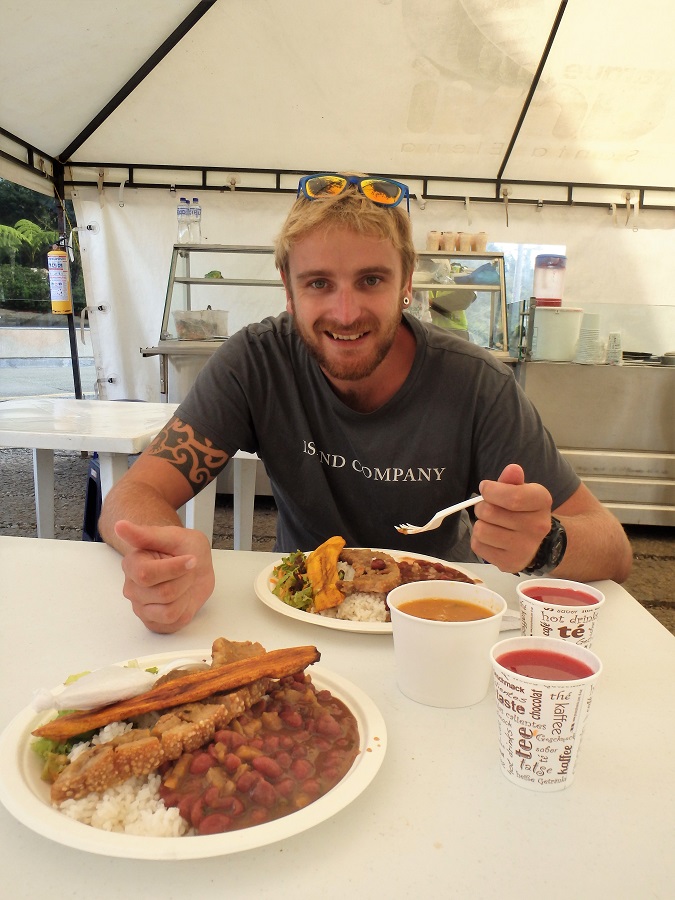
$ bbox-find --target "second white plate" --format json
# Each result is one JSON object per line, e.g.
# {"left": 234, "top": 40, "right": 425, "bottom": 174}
{"left": 254, "top": 550, "right": 480, "bottom": 634}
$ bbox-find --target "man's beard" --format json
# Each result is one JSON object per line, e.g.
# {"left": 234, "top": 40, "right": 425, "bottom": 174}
{"left": 290, "top": 304, "right": 402, "bottom": 382}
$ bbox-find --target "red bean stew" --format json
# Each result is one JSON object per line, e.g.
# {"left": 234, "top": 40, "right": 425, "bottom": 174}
{"left": 159, "top": 672, "right": 360, "bottom": 835}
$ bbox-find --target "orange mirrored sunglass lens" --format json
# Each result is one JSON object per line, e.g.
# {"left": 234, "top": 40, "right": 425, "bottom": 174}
{"left": 305, "top": 177, "right": 347, "bottom": 197}
{"left": 361, "top": 180, "right": 402, "bottom": 205}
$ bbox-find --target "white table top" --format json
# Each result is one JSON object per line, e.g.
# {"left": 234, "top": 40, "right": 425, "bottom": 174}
{"left": 1, "top": 536, "right": 673, "bottom": 899}
{"left": 0, "top": 399, "right": 177, "bottom": 452}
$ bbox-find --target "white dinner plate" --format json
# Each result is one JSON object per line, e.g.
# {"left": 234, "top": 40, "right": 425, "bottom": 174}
{"left": 0, "top": 650, "right": 386, "bottom": 860}
{"left": 254, "top": 550, "right": 480, "bottom": 635}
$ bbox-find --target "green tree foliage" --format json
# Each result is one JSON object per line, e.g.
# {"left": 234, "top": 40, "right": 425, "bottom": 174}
{"left": 0, "top": 178, "right": 85, "bottom": 314}
{"left": 14, "top": 219, "right": 59, "bottom": 265}
{"left": 0, "top": 223, "right": 27, "bottom": 263}
{"left": 0, "top": 264, "right": 50, "bottom": 310}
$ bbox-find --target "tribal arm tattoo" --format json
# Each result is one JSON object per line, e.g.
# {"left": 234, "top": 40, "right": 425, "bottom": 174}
{"left": 146, "top": 416, "right": 230, "bottom": 488}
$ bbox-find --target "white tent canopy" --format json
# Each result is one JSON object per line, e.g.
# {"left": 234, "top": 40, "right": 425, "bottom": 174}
{"left": 3, "top": 0, "right": 675, "bottom": 198}
{"left": 1, "top": 0, "right": 674, "bottom": 399}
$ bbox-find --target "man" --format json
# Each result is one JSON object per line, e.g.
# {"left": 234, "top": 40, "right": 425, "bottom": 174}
{"left": 99, "top": 172, "right": 632, "bottom": 633}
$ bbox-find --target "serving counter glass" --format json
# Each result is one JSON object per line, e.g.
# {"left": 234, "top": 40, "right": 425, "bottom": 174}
{"left": 412, "top": 251, "right": 509, "bottom": 351}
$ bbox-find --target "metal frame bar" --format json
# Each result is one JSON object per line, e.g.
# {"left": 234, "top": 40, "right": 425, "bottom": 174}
{"left": 3, "top": 131, "right": 672, "bottom": 211}
{"left": 52, "top": 161, "right": 83, "bottom": 399}
{"left": 59, "top": 165, "right": 674, "bottom": 211}
{"left": 0, "top": 124, "right": 57, "bottom": 178}
{"left": 58, "top": 1, "right": 219, "bottom": 162}
{"left": 2, "top": 134, "right": 672, "bottom": 216}
{"left": 495, "top": 0, "right": 569, "bottom": 195}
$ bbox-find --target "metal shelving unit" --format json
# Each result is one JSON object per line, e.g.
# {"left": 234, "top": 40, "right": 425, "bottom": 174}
{"left": 143, "top": 244, "right": 284, "bottom": 399}
{"left": 160, "top": 244, "right": 281, "bottom": 341}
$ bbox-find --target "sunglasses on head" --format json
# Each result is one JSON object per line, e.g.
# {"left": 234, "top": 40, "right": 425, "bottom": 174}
{"left": 297, "top": 173, "right": 410, "bottom": 213}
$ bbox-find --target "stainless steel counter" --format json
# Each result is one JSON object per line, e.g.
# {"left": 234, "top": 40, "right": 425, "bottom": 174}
{"left": 142, "top": 341, "right": 224, "bottom": 401}
{"left": 515, "top": 361, "right": 675, "bottom": 525}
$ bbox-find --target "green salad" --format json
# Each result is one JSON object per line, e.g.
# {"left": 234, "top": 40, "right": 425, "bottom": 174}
{"left": 271, "top": 550, "right": 314, "bottom": 610}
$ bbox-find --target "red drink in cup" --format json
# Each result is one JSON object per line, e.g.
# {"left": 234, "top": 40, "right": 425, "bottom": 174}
{"left": 522, "top": 585, "right": 600, "bottom": 607}
{"left": 517, "top": 578, "right": 605, "bottom": 648}
{"left": 496, "top": 646, "right": 595, "bottom": 681}
{"left": 491, "top": 636, "right": 602, "bottom": 791}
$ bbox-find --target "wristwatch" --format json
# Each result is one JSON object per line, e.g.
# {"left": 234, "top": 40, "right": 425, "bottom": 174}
{"left": 522, "top": 516, "right": 567, "bottom": 576}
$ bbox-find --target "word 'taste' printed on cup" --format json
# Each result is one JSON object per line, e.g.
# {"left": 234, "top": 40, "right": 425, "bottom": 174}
{"left": 490, "top": 637, "right": 602, "bottom": 792}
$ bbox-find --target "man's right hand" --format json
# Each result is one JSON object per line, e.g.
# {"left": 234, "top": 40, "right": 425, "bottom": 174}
{"left": 114, "top": 519, "right": 215, "bottom": 633}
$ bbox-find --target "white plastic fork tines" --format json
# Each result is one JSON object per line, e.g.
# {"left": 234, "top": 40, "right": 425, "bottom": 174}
{"left": 395, "top": 495, "right": 482, "bottom": 535}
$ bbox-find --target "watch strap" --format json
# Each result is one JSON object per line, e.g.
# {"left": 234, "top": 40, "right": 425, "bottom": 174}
{"left": 522, "top": 516, "right": 567, "bottom": 576}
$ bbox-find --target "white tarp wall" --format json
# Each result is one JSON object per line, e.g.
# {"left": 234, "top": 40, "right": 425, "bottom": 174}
{"left": 73, "top": 187, "right": 295, "bottom": 400}
{"left": 73, "top": 185, "right": 675, "bottom": 401}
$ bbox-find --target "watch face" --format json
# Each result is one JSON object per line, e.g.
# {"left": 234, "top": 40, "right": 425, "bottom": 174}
{"left": 551, "top": 533, "right": 566, "bottom": 565}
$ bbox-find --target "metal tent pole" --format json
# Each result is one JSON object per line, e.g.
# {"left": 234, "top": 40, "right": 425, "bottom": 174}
{"left": 53, "top": 161, "right": 83, "bottom": 399}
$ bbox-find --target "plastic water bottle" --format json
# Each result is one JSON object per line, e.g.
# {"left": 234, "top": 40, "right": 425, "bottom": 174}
{"left": 176, "top": 197, "right": 190, "bottom": 244}
{"left": 189, "top": 196, "right": 202, "bottom": 244}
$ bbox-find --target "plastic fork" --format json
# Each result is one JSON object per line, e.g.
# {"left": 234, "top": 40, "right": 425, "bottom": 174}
{"left": 395, "top": 495, "right": 482, "bottom": 535}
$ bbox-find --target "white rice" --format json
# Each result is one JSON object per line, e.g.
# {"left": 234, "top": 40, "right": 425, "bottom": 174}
{"left": 318, "top": 591, "right": 389, "bottom": 622}
{"left": 336, "top": 592, "right": 389, "bottom": 621}
{"left": 58, "top": 773, "right": 191, "bottom": 836}
{"left": 57, "top": 721, "right": 191, "bottom": 836}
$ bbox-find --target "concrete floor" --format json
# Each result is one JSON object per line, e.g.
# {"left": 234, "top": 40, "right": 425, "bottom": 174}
{"left": 1, "top": 447, "right": 673, "bottom": 636}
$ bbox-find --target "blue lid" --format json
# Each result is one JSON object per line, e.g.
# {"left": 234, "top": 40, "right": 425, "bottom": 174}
{"left": 535, "top": 254, "right": 566, "bottom": 268}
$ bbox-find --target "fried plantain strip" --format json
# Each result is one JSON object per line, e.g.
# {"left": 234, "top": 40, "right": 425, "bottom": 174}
{"left": 307, "top": 535, "right": 346, "bottom": 611}
{"left": 32, "top": 645, "right": 320, "bottom": 742}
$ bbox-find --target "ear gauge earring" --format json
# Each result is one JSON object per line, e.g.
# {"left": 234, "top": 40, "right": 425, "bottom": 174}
{"left": 402, "top": 296, "right": 410, "bottom": 307}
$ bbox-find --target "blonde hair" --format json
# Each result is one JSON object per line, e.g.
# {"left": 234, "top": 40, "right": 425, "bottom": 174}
{"left": 274, "top": 176, "right": 417, "bottom": 286}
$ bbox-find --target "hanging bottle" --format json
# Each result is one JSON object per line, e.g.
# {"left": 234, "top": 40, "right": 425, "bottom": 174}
{"left": 176, "top": 197, "right": 190, "bottom": 244}
{"left": 189, "top": 196, "right": 202, "bottom": 244}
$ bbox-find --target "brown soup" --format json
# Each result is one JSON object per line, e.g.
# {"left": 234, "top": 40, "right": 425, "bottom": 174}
{"left": 398, "top": 598, "right": 493, "bottom": 622}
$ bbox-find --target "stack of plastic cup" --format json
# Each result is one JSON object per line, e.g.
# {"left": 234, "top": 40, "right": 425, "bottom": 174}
{"left": 574, "top": 312, "right": 602, "bottom": 364}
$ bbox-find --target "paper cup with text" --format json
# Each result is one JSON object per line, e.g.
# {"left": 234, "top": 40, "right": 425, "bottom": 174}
{"left": 388, "top": 580, "right": 507, "bottom": 708}
{"left": 490, "top": 636, "right": 602, "bottom": 791}
{"left": 517, "top": 578, "right": 605, "bottom": 648}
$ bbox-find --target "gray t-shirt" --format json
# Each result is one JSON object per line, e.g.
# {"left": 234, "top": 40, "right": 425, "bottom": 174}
{"left": 177, "top": 312, "right": 580, "bottom": 560}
